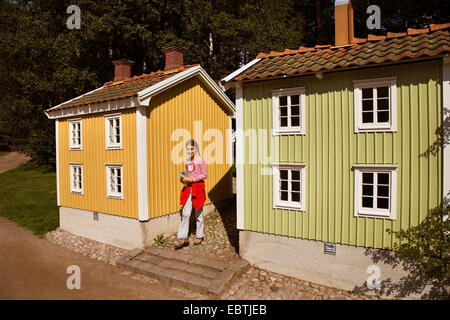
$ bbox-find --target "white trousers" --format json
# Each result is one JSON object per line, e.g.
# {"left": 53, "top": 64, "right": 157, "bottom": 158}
{"left": 177, "top": 189, "right": 204, "bottom": 239}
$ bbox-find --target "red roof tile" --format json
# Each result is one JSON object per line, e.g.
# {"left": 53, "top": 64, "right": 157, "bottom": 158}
{"left": 232, "top": 23, "right": 450, "bottom": 82}
{"left": 50, "top": 65, "right": 199, "bottom": 111}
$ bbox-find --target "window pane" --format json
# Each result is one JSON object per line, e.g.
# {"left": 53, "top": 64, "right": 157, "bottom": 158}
{"left": 290, "top": 95, "right": 299, "bottom": 105}
{"left": 280, "top": 106, "right": 287, "bottom": 116}
{"left": 280, "top": 117, "right": 288, "bottom": 127}
{"left": 281, "top": 191, "right": 288, "bottom": 201}
{"left": 291, "top": 181, "right": 300, "bottom": 192}
{"left": 377, "top": 86, "right": 389, "bottom": 98}
{"left": 281, "top": 180, "right": 288, "bottom": 191}
{"left": 279, "top": 96, "right": 287, "bottom": 106}
{"left": 362, "top": 99, "right": 373, "bottom": 111}
{"left": 291, "top": 106, "right": 299, "bottom": 116}
{"left": 363, "top": 173, "right": 374, "bottom": 184}
{"left": 291, "top": 116, "right": 300, "bottom": 127}
{"left": 280, "top": 170, "right": 288, "bottom": 180}
{"left": 377, "top": 111, "right": 389, "bottom": 123}
{"left": 362, "top": 184, "right": 373, "bottom": 196}
{"left": 378, "top": 173, "right": 389, "bottom": 185}
{"left": 291, "top": 192, "right": 300, "bottom": 202}
{"left": 377, "top": 98, "right": 389, "bottom": 110}
{"left": 362, "top": 88, "right": 373, "bottom": 99}
{"left": 362, "top": 112, "right": 373, "bottom": 123}
{"left": 362, "top": 196, "right": 373, "bottom": 208}
{"left": 377, "top": 185, "right": 389, "bottom": 197}
{"left": 291, "top": 170, "right": 300, "bottom": 180}
{"left": 377, "top": 197, "right": 389, "bottom": 209}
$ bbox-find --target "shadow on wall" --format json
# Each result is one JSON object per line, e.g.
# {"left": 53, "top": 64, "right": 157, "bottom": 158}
{"left": 351, "top": 111, "right": 450, "bottom": 299}
{"left": 186, "top": 168, "right": 238, "bottom": 253}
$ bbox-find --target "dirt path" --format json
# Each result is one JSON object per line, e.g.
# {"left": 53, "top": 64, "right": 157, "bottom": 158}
{"left": 0, "top": 152, "right": 31, "bottom": 174}
{"left": 0, "top": 216, "right": 192, "bottom": 300}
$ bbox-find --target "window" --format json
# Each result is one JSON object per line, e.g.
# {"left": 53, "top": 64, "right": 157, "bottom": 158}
{"left": 69, "top": 164, "right": 83, "bottom": 194}
{"left": 106, "top": 165, "right": 123, "bottom": 199}
{"left": 353, "top": 165, "right": 398, "bottom": 219}
{"left": 271, "top": 163, "right": 306, "bottom": 211}
{"left": 272, "top": 87, "right": 306, "bottom": 135}
{"left": 69, "top": 119, "right": 82, "bottom": 149}
{"left": 105, "top": 114, "right": 122, "bottom": 149}
{"left": 353, "top": 77, "right": 397, "bottom": 132}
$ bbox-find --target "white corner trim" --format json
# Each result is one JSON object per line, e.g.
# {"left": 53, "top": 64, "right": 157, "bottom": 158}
{"left": 55, "top": 120, "right": 60, "bottom": 206}
{"left": 138, "top": 65, "right": 236, "bottom": 116}
{"left": 235, "top": 82, "right": 244, "bottom": 230}
{"left": 228, "top": 116, "right": 234, "bottom": 196}
{"left": 443, "top": 60, "right": 450, "bottom": 204}
{"left": 221, "top": 58, "right": 262, "bottom": 84}
{"left": 136, "top": 106, "right": 149, "bottom": 221}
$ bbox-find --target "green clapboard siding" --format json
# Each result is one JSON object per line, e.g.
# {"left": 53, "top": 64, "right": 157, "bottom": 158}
{"left": 242, "top": 59, "right": 442, "bottom": 249}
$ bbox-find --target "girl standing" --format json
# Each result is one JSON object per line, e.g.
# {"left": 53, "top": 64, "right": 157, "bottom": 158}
{"left": 175, "top": 139, "right": 207, "bottom": 250}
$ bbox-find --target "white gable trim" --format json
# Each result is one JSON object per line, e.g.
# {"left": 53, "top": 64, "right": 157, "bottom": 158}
{"left": 220, "top": 58, "right": 261, "bottom": 89}
{"left": 45, "top": 66, "right": 235, "bottom": 119}
{"left": 138, "top": 66, "right": 235, "bottom": 115}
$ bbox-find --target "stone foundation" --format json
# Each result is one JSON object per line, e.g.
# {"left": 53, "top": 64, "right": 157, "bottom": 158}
{"left": 59, "top": 202, "right": 221, "bottom": 250}
{"left": 239, "top": 230, "right": 413, "bottom": 297}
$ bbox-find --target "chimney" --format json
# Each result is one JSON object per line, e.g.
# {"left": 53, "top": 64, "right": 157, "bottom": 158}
{"left": 112, "top": 59, "right": 133, "bottom": 81}
{"left": 163, "top": 45, "right": 185, "bottom": 71}
{"left": 334, "top": 0, "right": 354, "bottom": 46}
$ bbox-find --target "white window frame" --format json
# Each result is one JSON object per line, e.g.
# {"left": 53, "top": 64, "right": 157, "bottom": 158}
{"left": 106, "top": 164, "right": 124, "bottom": 199}
{"left": 353, "top": 77, "right": 397, "bottom": 133}
{"left": 69, "top": 163, "right": 83, "bottom": 194}
{"left": 105, "top": 113, "right": 122, "bottom": 149}
{"left": 68, "top": 119, "right": 82, "bottom": 150}
{"left": 271, "top": 163, "right": 306, "bottom": 211}
{"left": 353, "top": 165, "right": 398, "bottom": 220}
{"left": 272, "top": 87, "right": 306, "bottom": 135}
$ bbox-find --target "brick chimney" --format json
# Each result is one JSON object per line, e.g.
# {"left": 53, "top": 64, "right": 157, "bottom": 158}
{"left": 112, "top": 59, "right": 134, "bottom": 81}
{"left": 334, "top": 0, "right": 354, "bottom": 46}
{"left": 163, "top": 45, "right": 185, "bottom": 71}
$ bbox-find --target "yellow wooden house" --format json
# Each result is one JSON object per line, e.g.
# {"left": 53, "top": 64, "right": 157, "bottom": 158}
{"left": 45, "top": 46, "right": 235, "bottom": 249}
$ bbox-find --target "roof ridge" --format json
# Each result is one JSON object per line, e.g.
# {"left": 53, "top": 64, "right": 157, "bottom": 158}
{"left": 256, "top": 22, "right": 450, "bottom": 59}
{"left": 103, "top": 64, "right": 200, "bottom": 86}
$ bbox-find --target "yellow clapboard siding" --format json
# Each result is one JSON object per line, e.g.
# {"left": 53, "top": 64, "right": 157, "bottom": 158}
{"left": 58, "top": 109, "right": 139, "bottom": 218}
{"left": 147, "top": 77, "right": 233, "bottom": 219}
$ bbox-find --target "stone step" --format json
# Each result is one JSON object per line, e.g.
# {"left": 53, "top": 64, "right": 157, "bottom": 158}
{"left": 116, "top": 247, "right": 250, "bottom": 296}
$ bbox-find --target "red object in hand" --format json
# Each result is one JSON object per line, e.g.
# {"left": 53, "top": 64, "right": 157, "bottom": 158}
{"left": 180, "top": 181, "right": 206, "bottom": 211}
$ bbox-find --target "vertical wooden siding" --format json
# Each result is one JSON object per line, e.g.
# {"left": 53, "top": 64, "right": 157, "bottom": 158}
{"left": 243, "top": 59, "right": 442, "bottom": 249}
{"left": 58, "top": 109, "right": 139, "bottom": 218}
{"left": 147, "top": 77, "right": 233, "bottom": 219}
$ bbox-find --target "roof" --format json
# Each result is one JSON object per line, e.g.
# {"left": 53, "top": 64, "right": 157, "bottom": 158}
{"left": 45, "top": 65, "right": 235, "bottom": 119}
{"left": 224, "top": 23, "right": 450, "bottom": 83}
{"left": 49, "top": 65, "right": 199, "bottom": 111}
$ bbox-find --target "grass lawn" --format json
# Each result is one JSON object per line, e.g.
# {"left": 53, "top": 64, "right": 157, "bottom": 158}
{"left": 0, "top": 151, "right": 10, "bottom": 157}
{"left": 0, "top": 165, "right": 58, "bottom": 236}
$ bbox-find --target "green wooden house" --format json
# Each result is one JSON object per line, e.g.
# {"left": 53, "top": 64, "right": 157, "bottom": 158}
{"left": 221, "top": 0, "right": 450, "bottom": 292}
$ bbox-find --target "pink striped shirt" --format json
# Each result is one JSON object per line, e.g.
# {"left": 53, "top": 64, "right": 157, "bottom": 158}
{"left": 185, "top": 155, "right": 207, "bottom": 182}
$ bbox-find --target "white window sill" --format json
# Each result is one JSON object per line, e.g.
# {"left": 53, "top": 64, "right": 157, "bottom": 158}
{"left": 273, "top": 204, "right": 305, "bottom": 212}
{"left": 107, "top": 195, "right": 124, "bottom": 200}
{"left": 355, "top": 209, "right": 394, "bottom": 220}
{"left": 70, "top": 190, "right": 83, "bottom": 195}
{"left": 355, "top": 126, "right": 397, "bottom": 133}
{"left": 69, "top": 147, "right": 82, "bottom": 150}
{"left": 106, "top": 146, "right": 123, "bottom": 150}
{"left": 272, "top": 129, "right": 305, "bottom": 136}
